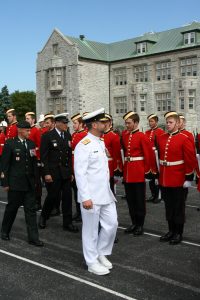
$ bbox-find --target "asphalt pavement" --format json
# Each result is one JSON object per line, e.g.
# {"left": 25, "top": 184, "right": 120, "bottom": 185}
{"left": 0, "top": 183, "right": 200, "bottom": 300}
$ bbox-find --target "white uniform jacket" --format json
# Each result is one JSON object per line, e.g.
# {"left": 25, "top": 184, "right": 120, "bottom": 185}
{"left": 74, "top": 132, "right": 116, "bottom": 205}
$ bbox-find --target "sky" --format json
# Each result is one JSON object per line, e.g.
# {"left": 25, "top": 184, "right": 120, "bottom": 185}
{"left": 0, "top": 0, "right": 200, "bottom": 93}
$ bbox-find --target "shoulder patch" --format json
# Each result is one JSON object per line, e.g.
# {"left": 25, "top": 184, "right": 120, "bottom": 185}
{"left": 81, "top": 138, "right": 91, "bottom": 145}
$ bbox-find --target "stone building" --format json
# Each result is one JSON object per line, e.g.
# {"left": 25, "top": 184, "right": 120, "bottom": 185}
{"left": 36, "top": 22, "right": 200, "bottom": 131}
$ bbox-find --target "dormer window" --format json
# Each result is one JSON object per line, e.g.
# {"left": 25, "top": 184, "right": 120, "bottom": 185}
{"left": 184, "top": 32, "right": 195, "bottom": 45}
{"left": 53, "top": 43, "right": 58, "bottom": 56}
{"left": 137, "top": 42, "right": 147, "bottom": 54}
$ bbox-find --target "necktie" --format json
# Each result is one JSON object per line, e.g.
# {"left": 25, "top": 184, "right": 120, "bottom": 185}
{"left": 22, "top": 140, "right": 27, "bottom": 149}
{"left": 61, "top": 132, "right": 65, "bottom": 140}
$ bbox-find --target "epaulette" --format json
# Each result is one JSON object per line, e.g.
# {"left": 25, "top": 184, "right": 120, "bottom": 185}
{"left": 81, "top": 138, "right": 91, "bottom": 145}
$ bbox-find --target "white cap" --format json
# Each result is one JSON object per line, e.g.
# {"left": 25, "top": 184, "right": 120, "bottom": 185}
{"left": 82, "top": 108, "right": 105, "bottom": 122}
{"left": 38, "top": 114, "right": 44, "bottom": 123}
{"left": 0, "top": 120, "right": 7, "bottom": 127}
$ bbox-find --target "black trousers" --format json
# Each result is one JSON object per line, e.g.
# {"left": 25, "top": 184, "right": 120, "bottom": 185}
{"left": 124, "top": 182, "right": 146, "bottom": 226}
{"left": 149, "top": 179, "right": 159, "bottom": 198}
{"left": 161, "top": 186, "right": 185, "bottom": 234}
{"left": 35, "top": 165, "right": 42, "bottom": 206}
{"left": 1, "top": 189, "right": 39, "bottom": 241}
{"left": 71, "top": 179, "right": 81, "bottom": 215}
{"left": 42, "top": 178, "right": 72, "bottom": 227}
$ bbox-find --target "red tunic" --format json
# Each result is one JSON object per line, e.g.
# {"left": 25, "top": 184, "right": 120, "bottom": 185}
{"left": 71, "top": 129, "right": 87, "bottom": 171}
{"left": 102, "top": 129, "right": 123, "bottom": 177}
{"left": 29, "top": 126, "right": 41, "bottom": 159}
{"left": 157, "top": 131, "right": 196, "bottom": 187}
{"left": 122, "top": 129, "right": 155, "bottom": 183}
{"left": 145, "top": 127, "right": 165, "bottom": 149}
{"left": 0, "top": 132, "right": 6, "bottom": 156}
{"left": 40, "top": 127, "right": 48, "bottom": 135}
{"left": 5, "top": 122, "right": 18, "bottom": 139}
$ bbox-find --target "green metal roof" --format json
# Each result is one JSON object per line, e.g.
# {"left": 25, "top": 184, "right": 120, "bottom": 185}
{"left": 66, "top": 22, "right": 200, "bottom": 62}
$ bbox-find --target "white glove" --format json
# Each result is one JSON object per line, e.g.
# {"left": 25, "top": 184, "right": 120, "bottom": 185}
{"left": 183, "top": 181, "right": 192, "bottom": 188}
{"left": 155, "top": 179, "right": 159, "bottom": 185}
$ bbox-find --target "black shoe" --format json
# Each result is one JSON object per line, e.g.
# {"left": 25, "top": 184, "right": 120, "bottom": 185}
{"left": 72, "top": 212, "right": 82, "bottom": 222}
{"left": 124, "top": 224, "right": 135, "bottom": 234}
{"left": 133, "top": 226, "right": 143, "bottom": 236}
{"left": 160, "top": 231, "right": 174, "bottom": 242}
{"left": 169, "top": 234, "right": 182, "bottom": 245}
{"left": 50, "top": 208, "right": 60, "bottom": 217}
{"left": 29, "top": 240, "right": 44, "bottom": 247}
{"left": 146, "top": 195, "right": 155, "bottom": 202}
{"left": 63, "top": 224, "right": 79, "bottom": 233}
{"left": 39, "top": 215, "right": 46, "bottom": 229}
{"left": 153, "top": 198, "right": 161, "bottom": 204}
{"left": 1, "top": 232, "right": 10, "bottom": 241}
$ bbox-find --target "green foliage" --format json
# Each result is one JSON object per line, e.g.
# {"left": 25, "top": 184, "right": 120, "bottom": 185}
{"left": 0, "top": 86, "right": 12, "bottom": 120}
{"left": 10, "top": 90, "right": 36, "bottom": 121}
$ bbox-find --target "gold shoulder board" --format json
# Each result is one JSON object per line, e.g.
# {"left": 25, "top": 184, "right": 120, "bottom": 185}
{"left": 81, "top": 138, "right": 91, "bottom": 145}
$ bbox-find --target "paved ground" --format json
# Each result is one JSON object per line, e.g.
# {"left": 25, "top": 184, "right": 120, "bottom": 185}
{"left": 0, "top": 183, "right": 200, "bottom": 300}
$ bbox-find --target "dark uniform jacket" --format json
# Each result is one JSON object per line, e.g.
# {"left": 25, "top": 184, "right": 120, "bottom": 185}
{"left": 1, "top": 137, "right": 37, "bottom": 191}
{"left": 40, "top": 128, "right": 72, "bottom": 180}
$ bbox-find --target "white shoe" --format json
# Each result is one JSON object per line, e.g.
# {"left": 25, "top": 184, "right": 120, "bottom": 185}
{"left": 98, "top": 255, "right": 113, "bottom": 269}
{"left": 88, "top": 262, "right": 110, "bottom": 275}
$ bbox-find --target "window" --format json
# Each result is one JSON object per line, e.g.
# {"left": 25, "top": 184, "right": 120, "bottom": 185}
{"left": 156, "top": 93, "right": 171, "bottom": 112}
{"left": 139, "top": 94, "right": 147, "bottom": 112}
{"left": 47, "top": 68, "right": 63, "bottom": 90}
{"left": 188, "top": 89, "right": 196, "bottom": 110}
{"left": 114, "top": 68, "right": 127, "bottom": 86}
{"left": 132, "top": 94, "right": 137, "bottom": 112}
{"left": 184, "top": 32, "right": 196, "bottom": 45}
{"left": 137, "top": 42, "right": 147, "bottom": 54}
{"left": 134, "top": 64, "right": 148, "bottom": 82}
{"left": 114, "top": 96, "right": 127, "bottom": 114}
{"left": 156, "top": 61, "right": 171, "bottom": 81}
{"left": 179, "top": 90, "right": 185, "bottom": 110}
{"left": 180, "top": 57, "right": 197, "bottom": 76}
{"left": 53, "top": 44, "right": 58, "bottom": 55}
{"left": 47, "top": 97, "right": 67, "bottom": 114}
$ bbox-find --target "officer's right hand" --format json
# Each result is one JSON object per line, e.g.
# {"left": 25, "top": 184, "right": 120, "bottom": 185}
{"left": 83, "top": 200, "right": 93, "bottom": 210}
{"left": 45, "top": 175, "right": 53, "bottom": 183}
{"left": 3, "top": 186, "right": 9, "bottom": 192}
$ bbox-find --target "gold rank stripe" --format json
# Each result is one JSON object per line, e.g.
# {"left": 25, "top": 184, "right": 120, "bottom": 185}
{"left": 81, "top": 138, "right": 91, "bottom": 145}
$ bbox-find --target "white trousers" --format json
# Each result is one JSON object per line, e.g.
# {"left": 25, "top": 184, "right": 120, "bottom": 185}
{"left": 81, "top": 202, "right": 118, "bottom": 266}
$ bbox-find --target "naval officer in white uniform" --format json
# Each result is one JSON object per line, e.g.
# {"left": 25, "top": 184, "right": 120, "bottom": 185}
{"left": 74, "top": 108, "right": 118, "bottom": 275}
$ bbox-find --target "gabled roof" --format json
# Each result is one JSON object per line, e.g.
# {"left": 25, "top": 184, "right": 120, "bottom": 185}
{"left": 65, "top": 22, "right": 200, "bottom": 62}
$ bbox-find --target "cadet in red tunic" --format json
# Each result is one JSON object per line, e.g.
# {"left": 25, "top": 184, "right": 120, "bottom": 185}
{"left": 5, "top": 109, "right": 18, "bottom": 139}
{"left": 178, "top": 114, "right": 196, "bottom": 202}
{"left": 145, "top": 114, "right": 165, "bottom": 203}
{"left": 71, "top": 113, "right": 87, "bottom": 221}
{"left": 122, "top": 111, "right": 157, "bottom": 235}
{"left": 157, "top": 111, "right": 197, "bottom": 245}
{"left": 101, "top": 113, "right": 123, "bottom": 193}
{"left": 25, "top": 112, "right": 42, "bottom": 210}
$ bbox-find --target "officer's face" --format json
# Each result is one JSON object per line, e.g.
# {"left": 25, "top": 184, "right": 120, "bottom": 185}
{"left": 19, "top": 128, "right": 31, "bottom": 139}
{"left": 94, "top": 121, "right": 105, "bottom": 135}
{"left": 149, "top": 119, "right": 157, "bottom": 129}
{"left": 125, "top": 118, "right": 136, "bottom": 132}
{"left": 56, "top": 121, "right": 68, "bottom": 132}
{"left": 166, "top": 117, "right": 179, "bottom": 133}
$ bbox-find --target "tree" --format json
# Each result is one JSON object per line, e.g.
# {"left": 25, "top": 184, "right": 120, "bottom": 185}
{"left": 0, "top": 86, "right": 12, "bottom": 120}
{"left": 10, "top": 91, "right": 36, "bottom": 121}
